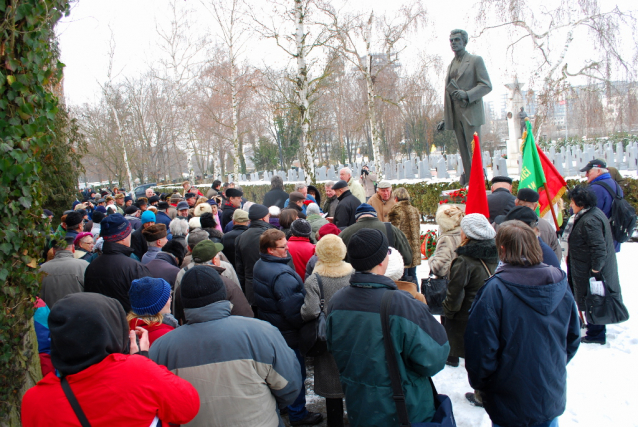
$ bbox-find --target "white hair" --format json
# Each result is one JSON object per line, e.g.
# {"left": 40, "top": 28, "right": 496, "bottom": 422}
{"left": 294, "top": 183, "right": 307, "bottom": 191}
{"left": 306, "top": 203, "right": 320, "bottom": 215}
{"left": 325, "top": 180, "right": 335, "bottom": 189}
{"left": 592, "top": 167, "right": 609, "bottom": 174}
{"left": 269, "top": 206, "right": 281, "bottom": 217}
{"left": 340, "top": 167, "right": 352, "bottom": 177}
{"left": 169, "top": 218, "right": 189, "bottom": 237}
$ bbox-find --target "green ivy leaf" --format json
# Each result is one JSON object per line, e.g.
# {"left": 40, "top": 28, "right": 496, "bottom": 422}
{"left": 18, "top": 197, "right": 32, "bottom": 208}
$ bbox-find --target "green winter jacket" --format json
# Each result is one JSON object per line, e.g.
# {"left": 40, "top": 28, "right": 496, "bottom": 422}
{"left": 327, "top": 273, "right": 449, "bottom": 427}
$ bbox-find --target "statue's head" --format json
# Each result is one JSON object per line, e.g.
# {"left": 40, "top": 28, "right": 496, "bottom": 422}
{"left": 520, "top": 107, "right": 524, "bottom": 111}
{"left": 450, "top": 29, "right": 468, "bottom": 51}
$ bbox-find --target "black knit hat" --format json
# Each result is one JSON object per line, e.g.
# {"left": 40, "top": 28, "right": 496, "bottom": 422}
{"left": 124, "top": 205, "right": 139, "bottom": 215}
{"left": 347, "top": 228, "right": 389, "bottom": 272}
{"left": 291, "top": 218, "right": 312, "bottom": 237}
{"left": 505, "top": 206, "right": 539, "bottom": 228}
{"left": 148, "top": 195, "right": 160, "bottom": 204}
{"left": 249, "top": 204, "right": 269, "bottom": 220}
{"left": 92, "top": 211, "right": 105, "bottom": 224}
{"left": 65, "top": 211, "right": 84, "bottom": 227}
{"left": 180, "top": 265, "right": 227, "bottom": 309}
{"left": 200, "top": 212, "right": 217, "bottom": 229}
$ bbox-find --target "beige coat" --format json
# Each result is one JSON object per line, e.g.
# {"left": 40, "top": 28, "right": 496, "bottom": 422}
{"left": 428, "top": 230, "right": 462, "bottom": 278}
{"left": 368, "top": 193, "right": 396, "bottom": 223}
{"left": 360, "top": 171, "right": 378, "bottom": 198}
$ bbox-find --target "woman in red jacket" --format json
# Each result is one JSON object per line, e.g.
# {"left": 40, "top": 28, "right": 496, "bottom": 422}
{"left": 286, "top": 219, "right": 316, "bottom": 278}
{"left": 127, "top": 277, "right": 176, "bottom": 345}
{"left": 21, "top": 292, "right": 199, "bottom": 427}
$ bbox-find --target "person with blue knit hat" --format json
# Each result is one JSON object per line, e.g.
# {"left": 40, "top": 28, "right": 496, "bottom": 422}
{"left": 128, "top": 277, "right": 175, "bottom": 346}
{"left": 131, "top": 210, "right": 157, "bottom": 260}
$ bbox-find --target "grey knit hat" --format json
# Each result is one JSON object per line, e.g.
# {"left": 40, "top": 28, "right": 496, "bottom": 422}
{"left": 461, "top": 213, "right": 496, "bottom": 240}
{"left": 290, "top": 219, "right": 312, "bottom": 238}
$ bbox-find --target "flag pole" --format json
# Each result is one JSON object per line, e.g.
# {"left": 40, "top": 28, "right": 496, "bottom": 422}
{"left": 543, "top": 183, "right": 560, "bottom": 230}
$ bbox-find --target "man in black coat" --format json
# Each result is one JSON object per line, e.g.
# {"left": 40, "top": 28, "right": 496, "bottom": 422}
{"left": 235, "top": 204, "right": 274, "bottom": 307}
{"left": 131, "top": 210, "right": 156, "bottom": 260}
{"left": 486, "top": 176, "right": 515, "bottom": 223}
{"left": 221, "top": 188, "right": 243, "bottom": 230}
{"left": 262, "top": 175, "right": 289, "bottom": 209}
{"left": 222, "top": 209, "right": 250, "bottom": 269}
{"left": 84, "top": 214, "right": 151, "bottom": 312}
{"left": 145, "top": 240, "right": 185, "bottom": 289}
{"left": 332, "top": 180, "right": 361, "bottom": 229}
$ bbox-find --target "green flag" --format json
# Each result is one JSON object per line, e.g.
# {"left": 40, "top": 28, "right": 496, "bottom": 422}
{"left": 519, "top": 120, "right": 546, "bottom": 200}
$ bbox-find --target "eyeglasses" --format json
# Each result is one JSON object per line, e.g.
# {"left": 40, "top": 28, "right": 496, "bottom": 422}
{"left": 388, "top": 248, "right": 392, "bottom": 255}
{"left": 276, "top": 246, "right": 288, "bottom": 250}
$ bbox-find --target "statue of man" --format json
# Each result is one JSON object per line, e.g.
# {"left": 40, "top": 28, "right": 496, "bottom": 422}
{"left": 519, "top": 107, "right": 528, "bottom": 135}
{"left": 438, "top": 29, "right": 492, "bottom": 185}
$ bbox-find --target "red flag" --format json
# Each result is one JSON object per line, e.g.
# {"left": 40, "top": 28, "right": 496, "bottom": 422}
{"left": 536, "top": 144, "right": 567, "bottom": 217}
{"left": 465, "top": 133, "right": 490, "bottom": 217}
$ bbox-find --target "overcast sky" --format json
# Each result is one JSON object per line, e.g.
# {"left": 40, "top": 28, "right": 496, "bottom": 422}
{"left": 56, "top": 0, "right": 636, "bottom": 109}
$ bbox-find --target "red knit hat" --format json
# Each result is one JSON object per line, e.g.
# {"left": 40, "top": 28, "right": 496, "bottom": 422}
{"left": 317, "top": 223, "right": 341, "bottom": 240}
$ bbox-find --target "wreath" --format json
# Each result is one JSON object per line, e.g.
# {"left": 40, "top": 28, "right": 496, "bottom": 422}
{"left": 420, "top": 230, "right": 438, "bottom": 259}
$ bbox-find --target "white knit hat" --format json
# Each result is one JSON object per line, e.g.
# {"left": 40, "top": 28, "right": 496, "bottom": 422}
{"left": 461, "top": 213, "right": 495, "bottom": 240}
{"left": 384, "top": 246, "right": 404, "bottom": 281}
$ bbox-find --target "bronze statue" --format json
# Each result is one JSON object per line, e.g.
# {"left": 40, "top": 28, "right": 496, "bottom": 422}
{"left": 519, "top": 107, "right": 528, "bottom": 135}
{"left": 438, "top": 29, "right": 492, "bottom": 185}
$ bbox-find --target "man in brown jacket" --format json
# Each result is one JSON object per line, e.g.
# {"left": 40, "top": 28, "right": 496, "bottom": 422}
{"left": 368, "top": 180, "right": 396, "bottom": 222}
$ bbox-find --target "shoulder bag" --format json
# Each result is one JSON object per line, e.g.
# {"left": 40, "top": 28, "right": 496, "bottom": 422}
{"left": 421, "top": 275, "right": 448, "bottom": 316}
{"left": 299, "top": 275, "right": 328, "bottom": 357}
{"left": 380, "top": 291, "right": 456, "bottom": 427}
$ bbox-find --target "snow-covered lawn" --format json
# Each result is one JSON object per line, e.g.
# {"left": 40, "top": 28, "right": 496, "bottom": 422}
{"left": 417, "top": 225, "right": 638, "bottom": 427}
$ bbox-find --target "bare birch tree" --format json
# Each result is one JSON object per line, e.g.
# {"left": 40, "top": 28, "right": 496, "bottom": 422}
{"left": 321, "top": 2, "right": 426, "bottom": 175}
{"left": 475, "top": 0, "right": 637, "bottom": 136}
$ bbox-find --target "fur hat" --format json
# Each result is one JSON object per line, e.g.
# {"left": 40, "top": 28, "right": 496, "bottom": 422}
{"left": 461, "top": 214, "right": 495, "bottom": 241}
{"left": 225, "top": 188, "right": 243, "bottom": 198}
{"left": 193, "top": 203, "right": 212, "bottom": 217}
{"left": 435, "top": 204, "right": 464, "bottom": 233}
{"left": 315, "top": 234, "right": 347, "bottom": 265}
{"left": 200, "top": 212, "right": 217, "bottom": 229}
{"left": 384, "top": 247, "right": 405, "bottom": 281}
{"left": 188, "top": 217, "right": 201, "bottom": 230}
{"left": 65, "top": 211, "right": 84, "bottom": 227}
{"left": 142, "top": 224, "right": 167, "bottom": 242}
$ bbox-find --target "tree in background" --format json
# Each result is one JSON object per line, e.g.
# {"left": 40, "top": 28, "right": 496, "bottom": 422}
{"left": 0, "top": 0, "right": 77, "bottom": 423}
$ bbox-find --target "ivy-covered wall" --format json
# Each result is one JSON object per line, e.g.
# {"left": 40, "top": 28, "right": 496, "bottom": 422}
{"left": 0, "top": 0, "right": 72, "bottom": 423}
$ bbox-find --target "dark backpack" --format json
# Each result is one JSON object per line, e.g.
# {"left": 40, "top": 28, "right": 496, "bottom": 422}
{"left": 593, "top": 181, "right": 637, "bottom": 243}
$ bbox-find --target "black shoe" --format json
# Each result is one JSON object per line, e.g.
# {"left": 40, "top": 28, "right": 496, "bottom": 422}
{"left": 290, "top": 412, "right": 323, "bottom": 426}
{"left": 582, "top": 336, "right": 606, "bottom": 345}
{"left": 446, "top": 356, "right": 459, "bottom": 367}
{"left": 465, "top": 392, "right": 483, "bottom": 408}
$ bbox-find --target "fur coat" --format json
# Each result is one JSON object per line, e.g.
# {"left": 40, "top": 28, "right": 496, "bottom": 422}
{"left": 389, "top": 200, "right": 422, "bottom": 267}
{"left": 428, "top": 205, "right": 464, "bottom": 277}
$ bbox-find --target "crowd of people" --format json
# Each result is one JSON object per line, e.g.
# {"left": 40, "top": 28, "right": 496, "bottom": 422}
{"left": 24, "top": 160, "right": 630, "bottom": 427}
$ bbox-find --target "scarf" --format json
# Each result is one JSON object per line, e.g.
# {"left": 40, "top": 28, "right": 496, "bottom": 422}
{"left": 560, "top": 208, "right": 589, "bottom": 259}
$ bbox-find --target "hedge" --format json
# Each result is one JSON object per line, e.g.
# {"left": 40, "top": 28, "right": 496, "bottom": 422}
{"left": 154, "top": 176, "right": 638, "bottom": 221}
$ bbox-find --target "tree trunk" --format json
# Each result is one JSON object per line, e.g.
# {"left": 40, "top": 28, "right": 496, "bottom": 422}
{"left": 295, "top": 0, "right": 316, "bottom": 184}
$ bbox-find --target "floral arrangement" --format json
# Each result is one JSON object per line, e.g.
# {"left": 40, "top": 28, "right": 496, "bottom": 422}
{"left": 420, "top": 229, "right": 438, "bottom": 259}
{"left": 439, "top": 188, "right": 468, "bottom": 205}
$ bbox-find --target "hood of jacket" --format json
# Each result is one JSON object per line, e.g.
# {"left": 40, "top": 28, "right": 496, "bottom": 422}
{"left": 349, "top": 272, "right": 397, "bottom": 290}
{"left": 184, "top": 300, "right": 232, "bottom": 325}
{"left": 495, "top": 263, "right": 567, "bottom": 315}
{"left": 101, "top": 240, "right": 135, "bottom": 256}
{"left": 456, "top": 239, "right": 498, "bottom": 262}
{"left": 49, "top": 293, "right": 129, "bottom": 376}
{"left": 155, "top": 251, "right": 178, "bottom": 266}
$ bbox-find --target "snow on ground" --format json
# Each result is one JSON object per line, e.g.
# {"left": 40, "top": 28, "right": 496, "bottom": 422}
{"left": 415, "top": 224, "right": 638, "bottom": 427}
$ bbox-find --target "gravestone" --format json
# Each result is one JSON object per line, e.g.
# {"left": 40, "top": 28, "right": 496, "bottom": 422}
{"left": 436, "top": 157, "right": 449, "bottom": 179}
{"left": 605, "top": 145, "right": 615, "bottom": 168}
{"left": 418, "top": 158, "right": 432, "bottom": 179}
{"left": 298, "top": 169, "right": 305, "bottom": 182}
{"left": 628, "top": 144, "right": 638, "bottom": 171}
{"left": 317, "top": 166, "right": 327, "bottom": 181}
{"left": 385, "top": 163, "right": 393, "bottom": 180}
{"left": 456, "top": 154, "right": 464, "bottom": 177}
{"left": 616, "top": 142, "right": 626, "bottom": 168}
{"left": 397, "top": 163, "right": 404, "bottom": 180}
{"left": 327, "top": 167, "right": 337, "bottom": 181}
{"left": 554, "top": 151, "right": 565, "bottom": 176}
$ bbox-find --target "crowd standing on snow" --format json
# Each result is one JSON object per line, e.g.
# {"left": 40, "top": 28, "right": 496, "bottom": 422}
{"left": 24, "top": 160, "right": 630, "bottom": 427}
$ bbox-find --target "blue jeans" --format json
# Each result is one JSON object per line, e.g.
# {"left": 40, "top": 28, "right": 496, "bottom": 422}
{"left": 494, "top": 419, "right": 558, "bottom": 427}
{"left": 288, "top": 349, "right": 309, "bottom": 422}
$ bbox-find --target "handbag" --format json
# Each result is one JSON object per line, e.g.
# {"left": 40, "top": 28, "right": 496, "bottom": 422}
{"left": 421, "top": 276, "right": 448, "bottom": 315}
{"left": 584, "top": 280, "right": 629, "bottom": 325}
{"left": 380, "top": 291, "right": 457, "bottom": 427}
{"left": 299, "top": 275, "right": 328, "bottom": 357}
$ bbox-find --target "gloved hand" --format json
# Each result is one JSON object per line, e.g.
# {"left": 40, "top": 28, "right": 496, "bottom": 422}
{"left": 592, "top": 270, "right": 603, "bottom": 281}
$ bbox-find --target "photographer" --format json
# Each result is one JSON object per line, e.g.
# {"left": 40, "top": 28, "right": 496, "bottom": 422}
{"left": 359, "top": 165, "right": 377, "bottom": 201}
